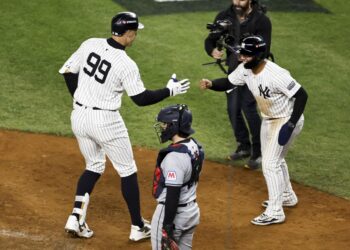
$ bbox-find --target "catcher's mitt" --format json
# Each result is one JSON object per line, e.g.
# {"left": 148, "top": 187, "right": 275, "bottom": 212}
{"left": 161, "top": 224, "right": 179, "bottom": 250}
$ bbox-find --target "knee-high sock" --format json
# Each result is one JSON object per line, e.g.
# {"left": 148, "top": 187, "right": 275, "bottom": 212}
{"left": 73, "top": 170, "right": 101, "bottom": 213}
{"left": 121, "top": 173, "right": 143, "bottom": 228}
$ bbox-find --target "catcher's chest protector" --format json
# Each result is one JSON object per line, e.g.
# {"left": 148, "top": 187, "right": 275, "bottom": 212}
{"left": 152, "top": 139, "right": 204, "bottom": 199}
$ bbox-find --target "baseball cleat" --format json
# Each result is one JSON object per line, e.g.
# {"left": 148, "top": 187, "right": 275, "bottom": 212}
{"left": 251, "top": 213, "right": 285, "bottom": 226}
{"left": 261, "top": 198, "right": 298, "bottom": 208}
{"left": 129, "top": 219, "right": 151, "bottom": 241}
{"left": 244, "top": 156, "right": 262, "bottom": 170}
{"left": 227, "top": 144, "right": 251, "bottom": 161}
{"left": 65, "top": 215, "right": 93, "bottom": 238}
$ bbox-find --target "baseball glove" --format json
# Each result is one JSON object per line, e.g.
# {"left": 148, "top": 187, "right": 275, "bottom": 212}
{"left": 161, "top": 224, "right": 179, "bottom": 250}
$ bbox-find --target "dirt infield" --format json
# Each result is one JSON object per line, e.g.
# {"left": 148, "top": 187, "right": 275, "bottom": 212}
{"left": 0, "top": 130, "right": 349, "bottom": 249}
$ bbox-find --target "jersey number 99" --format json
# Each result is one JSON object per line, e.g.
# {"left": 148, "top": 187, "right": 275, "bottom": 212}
{"left": 83, "top": 52, "right": 111, "bottom": 84}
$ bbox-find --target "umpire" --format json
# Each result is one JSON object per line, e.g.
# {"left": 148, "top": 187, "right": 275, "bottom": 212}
{"left": 204, "top": 0, "right": 272, "bottom": 169}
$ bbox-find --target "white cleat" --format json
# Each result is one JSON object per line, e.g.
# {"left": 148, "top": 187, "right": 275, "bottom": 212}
{"left": 65, "top": 215, "right": 94, "bottom": 238}
{"left": 251, "top": 213, "right": 285, "bottom": 226}
{"left": 129, "top": 219, "right": 151, "bottom": 241}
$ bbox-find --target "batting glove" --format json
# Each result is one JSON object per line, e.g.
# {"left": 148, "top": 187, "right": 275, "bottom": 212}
{"left": 278, "top": 121, "right": 295, "bottom": 146}
{"left": 166, "top": 73, "right": 190, "bottom": 96}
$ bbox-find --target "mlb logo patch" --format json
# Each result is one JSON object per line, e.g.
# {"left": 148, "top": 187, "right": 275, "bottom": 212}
{"left": 166, "top": 171, "right": 177, "bottom": 181}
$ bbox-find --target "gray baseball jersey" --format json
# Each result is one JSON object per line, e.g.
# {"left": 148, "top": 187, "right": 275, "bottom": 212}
{"left": 228, "top": 60, "right": 304, "bottom": 219}
{"left": 151, "top": 139, "right": 201, "bottom": 250}
{"left": 59, "top": 38, "right": 146, "bottom": 177}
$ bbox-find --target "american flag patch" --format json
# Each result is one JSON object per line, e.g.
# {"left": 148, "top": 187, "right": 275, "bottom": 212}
{"left": 287, "top": 81, "right": 296, "bottom": 90}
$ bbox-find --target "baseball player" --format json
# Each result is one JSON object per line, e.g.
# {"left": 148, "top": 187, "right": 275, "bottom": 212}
{"left": 200, "top": 35, "right": 308, "bottom": 225}
{"left": 59, "top": 11, "right": 190, "bottom": 240}
{"left": 151, "top": 104, "right": 204, "bottom": 249}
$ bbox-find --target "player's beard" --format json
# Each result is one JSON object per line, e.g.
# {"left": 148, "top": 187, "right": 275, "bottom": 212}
{"left": 244, "top": 58, "right": 261, "bottom": 69}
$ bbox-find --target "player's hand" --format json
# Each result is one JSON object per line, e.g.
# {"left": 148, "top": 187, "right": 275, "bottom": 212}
{"left": 211, "top": 48, "right": 224, "bottom": 59}
{"left": 166, "top": 73, "right": 190, "bottom": 96}
{"left": 199, "top": 79, "right": 213, "bottom": 90}
{"left": 161, "top": 224, "right": 179, "bottom": 250}
{"left": 278, "top": 121, "right": 295, "bottom": 146}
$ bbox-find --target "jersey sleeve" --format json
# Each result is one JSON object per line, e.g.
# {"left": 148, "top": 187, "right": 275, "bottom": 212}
{"left": 59, "top": 41, "right": 86, "bottom": 74}
{"left": 228, "top": 64, "right": 246, "bottom": 86}
{"left": 161, "top": 152, "right": 190, "bottom": 187}
{"left": 274, "top": 70, "right": 301, "bottom": 98}
{"left": 121, "top": 60, "right": 146, "bottom": 96}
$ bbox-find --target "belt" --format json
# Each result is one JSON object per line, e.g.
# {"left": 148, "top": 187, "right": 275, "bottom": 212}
{"left": 75, "top": 102, "right": 117, "bottom": 112}
{"left": 159, "top": 199, "right": 196, "bottom": 207}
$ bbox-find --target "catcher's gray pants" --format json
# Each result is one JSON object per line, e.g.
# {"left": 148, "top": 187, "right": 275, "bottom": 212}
{"left": 151, "top": 201, "right": 200, "bottom": 250}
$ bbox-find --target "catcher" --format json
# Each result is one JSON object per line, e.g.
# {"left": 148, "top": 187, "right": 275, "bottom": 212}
{"left": 151, "top": 104, "right": 204, "bottom": 250}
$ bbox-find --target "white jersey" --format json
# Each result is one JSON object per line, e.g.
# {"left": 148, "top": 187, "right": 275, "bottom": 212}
{"left": 228, "top": 60, "right": 301, "bottom": 119}
{"left": 59, "top": 38, "right": 146, "bottom": 110}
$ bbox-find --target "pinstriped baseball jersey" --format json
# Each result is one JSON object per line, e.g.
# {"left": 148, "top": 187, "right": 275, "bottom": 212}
{"left": 59, "top": 38, "right": 145, "bottom": 110}
{"left": 228, "top": 58, "right": 305, "bottom": 220}
{"left": 228, "top": 60, "right": 301, "bottom": 118}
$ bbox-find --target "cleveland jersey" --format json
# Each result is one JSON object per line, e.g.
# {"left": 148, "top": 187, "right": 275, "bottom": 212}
{"left": 59, "top": 38, "right": 146, "bottom": 110}
{"left": 228, "top": 60, "right": 301, "bottom": 119}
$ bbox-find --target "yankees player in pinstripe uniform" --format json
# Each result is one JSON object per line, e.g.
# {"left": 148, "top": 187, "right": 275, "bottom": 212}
{"left": 200, "top": 35, "right": 308, "bottom": 225}
{"left": 59, "top": 12, "right": 190, "bottom": 240}
{"left": 151, "top": 104, "right": 204, "bottom": 250}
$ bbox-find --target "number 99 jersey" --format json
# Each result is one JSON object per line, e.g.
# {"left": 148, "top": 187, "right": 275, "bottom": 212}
{"left": 59, "top": 38, "right": 146, "bottom": 110}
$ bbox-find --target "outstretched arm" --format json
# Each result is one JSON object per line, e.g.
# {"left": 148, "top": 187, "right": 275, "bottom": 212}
{"left": 199, "top": 77, "right": 232, "bottom": 91}
{"left": 130, "top": 74, "right": 190, "bottom": 107}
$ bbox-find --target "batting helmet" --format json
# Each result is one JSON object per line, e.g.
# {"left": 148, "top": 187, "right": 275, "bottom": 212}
{"left": 111, "top": 12, "right": 144, "bottom": 36}
{"left": 239, "top": 35, "right": 266, "bottom": 69}
{"left": 154, "top": 104, "right": 195, "bottom": 143}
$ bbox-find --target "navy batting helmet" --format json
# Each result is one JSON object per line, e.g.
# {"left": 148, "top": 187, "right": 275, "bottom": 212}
{"left": 154, "top": 104, "right": 195, "bottom": 143}
{"left": 111, "top": 12, "right": 144, "bottom": 36}
{"left": 239, "top": 35, "right": 266, "bottom": 69}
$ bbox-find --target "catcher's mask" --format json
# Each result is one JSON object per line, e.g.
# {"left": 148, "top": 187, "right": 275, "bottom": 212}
{"left": 154, "top": 104, "right": 195, "bottom": 143}
{"left": 238, "top": 35, "right": 266, "bottom": 69}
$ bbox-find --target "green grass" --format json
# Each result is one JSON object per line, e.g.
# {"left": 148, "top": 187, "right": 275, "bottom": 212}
{"left": 0, "top": 0, "right": 349, "bottom": 198}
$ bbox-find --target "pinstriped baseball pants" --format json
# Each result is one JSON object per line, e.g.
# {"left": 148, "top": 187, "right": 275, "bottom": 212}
{"left": 261, "top": 115, "right": 304, "bottom": 218}
{"left": 71, "top": 103, "right": 137, "bottom": 177}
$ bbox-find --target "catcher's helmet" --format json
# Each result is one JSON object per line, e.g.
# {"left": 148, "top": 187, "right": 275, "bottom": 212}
{"left": 111, "top": 12, "right": 144, "bottom": 36}
{"left": 154, "top": 104, "right": 195, "bottom": 143}
{"left": 239, "top": 35, "right": 266, "bottom": 69}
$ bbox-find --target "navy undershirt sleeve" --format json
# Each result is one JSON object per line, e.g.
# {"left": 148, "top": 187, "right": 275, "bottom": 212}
{"left": 130, "top": 88, "right": 170, "bottom": 106}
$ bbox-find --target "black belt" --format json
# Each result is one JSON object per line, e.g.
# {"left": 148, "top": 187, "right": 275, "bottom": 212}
{"left": 75, "top": 102, "right": 117, "bottom": 112}
{"left": 159, "top": 199, "right": 196, "bottom": 207}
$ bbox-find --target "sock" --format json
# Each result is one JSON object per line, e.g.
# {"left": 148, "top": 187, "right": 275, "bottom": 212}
{"left": 72, "top": 170, "right": 101, "bottom": 218}
{"left": 121, "top": 173, "right": 143, "bottom": 228}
